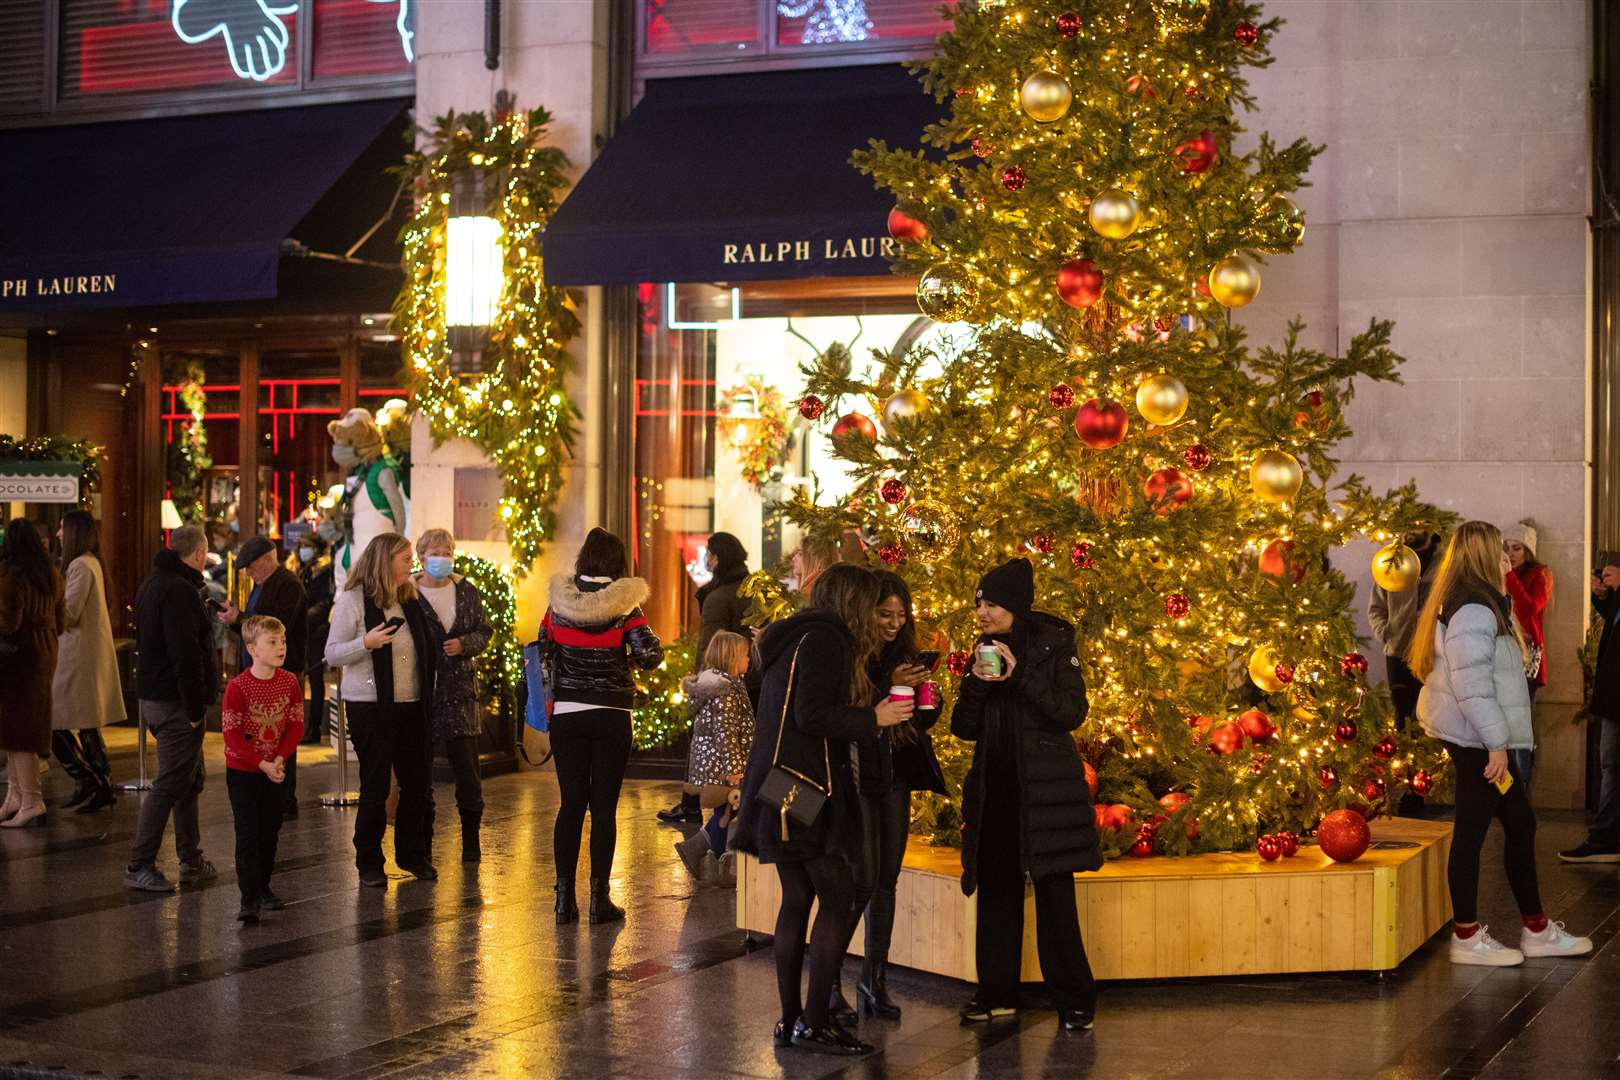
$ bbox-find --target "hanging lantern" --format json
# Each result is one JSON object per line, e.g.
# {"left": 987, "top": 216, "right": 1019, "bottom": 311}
{"left": 445, "top": 170, "right": 504, "bottom": 376}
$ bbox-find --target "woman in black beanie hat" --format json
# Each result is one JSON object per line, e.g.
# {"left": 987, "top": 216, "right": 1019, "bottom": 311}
{"left": 952, "top": 557, "right": 1101, "bottom": 1032}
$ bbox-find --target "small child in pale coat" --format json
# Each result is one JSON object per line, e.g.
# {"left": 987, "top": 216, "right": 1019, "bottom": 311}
{"left": 674, "top": 631, "right": 753, "bottom": 885}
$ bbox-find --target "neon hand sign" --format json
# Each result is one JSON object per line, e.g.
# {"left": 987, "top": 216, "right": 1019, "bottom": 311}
{"left": 368, "top": 0, "right": 415, "bottom": 63}
{"left": 171, "top": 0, "right": 414, "bottom": 83}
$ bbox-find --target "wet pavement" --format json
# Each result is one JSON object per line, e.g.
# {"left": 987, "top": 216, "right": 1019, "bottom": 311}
{"left": 2, "top": 730, "right": 1618, "bottom": 1079}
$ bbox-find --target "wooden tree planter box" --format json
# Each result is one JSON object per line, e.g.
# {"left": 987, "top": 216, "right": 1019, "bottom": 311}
{"left": 736, "top": 817, "right": 1453, "bottom": 981}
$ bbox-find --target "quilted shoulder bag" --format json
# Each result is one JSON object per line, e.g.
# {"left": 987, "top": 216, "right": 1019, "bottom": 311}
{"left": 755, "top": 642, "right": 830, "bottom": 841}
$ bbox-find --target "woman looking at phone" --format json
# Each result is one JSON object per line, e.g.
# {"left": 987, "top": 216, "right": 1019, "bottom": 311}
{"left": 325, "top": 533, "right": 438, "bottom": 888}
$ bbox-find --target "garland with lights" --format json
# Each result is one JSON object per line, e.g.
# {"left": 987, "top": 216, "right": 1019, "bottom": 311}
{"left": 453, "top": 552, "right": 521, "bottom": 725}
{"left": 163, "top": 359, "right": 210, "bottom": 522}
{"left": 394, "top": 106, "right": 580, "bottom": 575}
{"left": 0, "top": 435, "right": 103, "bottom": 509}
{"left": 632, "top": 635, "right": 698, "bottom": 751}
{"left": 718, "top": 376, "right": 793, "bottom": 490}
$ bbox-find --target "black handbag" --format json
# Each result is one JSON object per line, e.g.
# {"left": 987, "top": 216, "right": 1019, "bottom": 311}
{"left": 755, "top": 643, "right": 830, "bottom": 842}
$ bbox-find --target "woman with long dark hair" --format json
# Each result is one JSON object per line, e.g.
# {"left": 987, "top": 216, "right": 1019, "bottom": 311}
{"left": 324, "top": 532, "right": 438, "bottom": 887}
{"left": 734, "top": 564, "right": 912, "bottom": 1055}
{"left": 827, "top": 571, "right": 947, "bottom": 1024}
{"left": 50, "top": 510, "right": 125, "bottom": 813}
{"left": 0, "top": 518, "right": 67, "bottom": 828}
{"left": 540, "top": 527, "right": 664, "bottom": 924}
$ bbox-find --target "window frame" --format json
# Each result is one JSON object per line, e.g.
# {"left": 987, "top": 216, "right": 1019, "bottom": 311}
{"left": 635, "top": 0, "right": 938, "bottom": 77}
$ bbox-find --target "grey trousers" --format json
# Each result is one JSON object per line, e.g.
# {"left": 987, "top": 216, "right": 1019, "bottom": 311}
{"left": 128, "top": 700, "right": 206, "bottom": 868}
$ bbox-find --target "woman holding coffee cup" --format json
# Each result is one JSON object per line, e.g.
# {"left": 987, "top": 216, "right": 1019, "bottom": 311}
{"left": 952, "top": 557, "right": 1101, "bottom": 1033}
{"left": 827, "top": 572, "right": 948, "bottom": 1025}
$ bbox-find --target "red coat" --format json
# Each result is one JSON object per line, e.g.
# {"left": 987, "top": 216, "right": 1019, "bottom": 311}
{"left": 1506, "top": 563, "right": 1552, "bottom": 687}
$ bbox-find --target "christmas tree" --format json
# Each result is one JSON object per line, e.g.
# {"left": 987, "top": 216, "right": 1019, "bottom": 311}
{"left": 786, "top": 0, "right": 1455, "bottom": 856}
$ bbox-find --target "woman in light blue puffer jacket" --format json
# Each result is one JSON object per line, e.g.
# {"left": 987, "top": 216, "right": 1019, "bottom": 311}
{"left": 1409, "top": 521, "right": 1591, "bottom": 968}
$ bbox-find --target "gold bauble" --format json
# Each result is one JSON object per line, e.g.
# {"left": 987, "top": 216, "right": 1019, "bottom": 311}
{"left": 1135, "top": 374, "right": 1189, "bottom": 426}
{"left": 1088, "top": 188, "right": 1140, "bottom": 240}
{"left": 1151, "top": 0, "right": 1210, "bottom": 32}
{"left": 916, "top": 265, "right": 979, "bottom": 322}
{"left": 899, "top": 500, "right": 960, "bottom": 562}
{"left": 1020, "top": 70, "right": 1073, "bottom": 124}
{"left": 1250, "top": 449, "right": 1303, "bottom": 504}
{"left": 1249, "top": 645, "right": 1287, "bottom": 693}
{"left": 881, "top": 388, "right": 929, "bottom": 432}
{"left": 1208, "top": 253, "right": 1263, "bottom": 308}
{"left": 1255, "top": 194, "right": 1306, "bottom": 255}
{"left": 1371, "top": 542, "right": 1422, "bottom": 592}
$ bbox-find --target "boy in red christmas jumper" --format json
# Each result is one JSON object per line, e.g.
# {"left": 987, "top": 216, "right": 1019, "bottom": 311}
{"left": 222, "top": 615, "right": 304, "bottom": 924}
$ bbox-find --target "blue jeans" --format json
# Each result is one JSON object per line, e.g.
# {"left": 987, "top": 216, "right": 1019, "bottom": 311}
{"left": 1590, "top": 718, "right": 1620, "bottom": 846}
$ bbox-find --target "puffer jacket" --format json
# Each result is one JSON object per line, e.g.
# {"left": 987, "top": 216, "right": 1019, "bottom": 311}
{"left": 1416, "top": 585, "right": 1534, "bottom": 750}
{"left": 541, "top": 574, "right": 664, "bottom": 710}
{"left": 683, "top": 669, "right": 753, "bottom": 785}
{"left": 953, "top": 611, "right": 1100, "bottom": 895}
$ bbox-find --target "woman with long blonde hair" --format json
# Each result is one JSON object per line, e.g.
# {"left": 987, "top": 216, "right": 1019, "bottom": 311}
{"left": 1409, "top": 521, "right": 1591, "bottom": 966}
{"left": 325, "top": 532, "right": 438, "bottom": 888}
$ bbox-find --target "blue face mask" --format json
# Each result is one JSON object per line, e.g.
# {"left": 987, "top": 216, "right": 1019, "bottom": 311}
{"left": 425, "top": 555, "right": 455, "bottom": 579}
{"left": 297, "top": 547, "right": 316, "bottom": 563}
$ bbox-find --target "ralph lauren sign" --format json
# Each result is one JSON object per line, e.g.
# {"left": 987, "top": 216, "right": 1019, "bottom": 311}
{"left": 1, "top": 275, "right": 118, "bottom": 299}
{"left": 722, "top": 236, "right": 899, "bottom": 267}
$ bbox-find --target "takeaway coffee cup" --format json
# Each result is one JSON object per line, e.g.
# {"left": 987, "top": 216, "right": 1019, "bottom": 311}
{"left": 916, "top": 681, "right": 939, "bottom": 709}
{"left": 889, "top": 685, "right": 916, "bottom": 707}
{"left": 977, "top": 643, "right": 1003, "bottom": 677}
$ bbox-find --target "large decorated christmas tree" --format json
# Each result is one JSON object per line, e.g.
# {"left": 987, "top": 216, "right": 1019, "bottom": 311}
{"left": 786, "top": 0, "right": 1454, "bottom": 856}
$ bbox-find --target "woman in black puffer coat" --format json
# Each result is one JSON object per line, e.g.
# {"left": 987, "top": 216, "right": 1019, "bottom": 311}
{"left": 952, "top": 558, "right": 1099, "bottom": 1033}
{"left": 733, "top": 564, "right": 912, "bottom": 1056}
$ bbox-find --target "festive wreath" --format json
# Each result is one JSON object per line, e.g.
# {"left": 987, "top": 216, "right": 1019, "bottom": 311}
{"left": 718, "top": 375, "right": 792, "bottom": 490}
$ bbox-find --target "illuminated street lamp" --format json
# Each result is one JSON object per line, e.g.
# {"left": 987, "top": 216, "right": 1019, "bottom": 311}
{"left": 445, "top": 170, "right": 503, "bottom": 376}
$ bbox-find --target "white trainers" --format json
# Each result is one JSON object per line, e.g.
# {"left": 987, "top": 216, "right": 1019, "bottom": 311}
{"left": 1449, "top": 926, "right": 1524, "bottom": 967}
{"left": 1521, "top": 921, "right": 1594, "bottom": 959}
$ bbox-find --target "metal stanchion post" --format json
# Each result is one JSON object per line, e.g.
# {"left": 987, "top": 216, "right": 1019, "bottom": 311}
{"left": 319, "top": 679, "right": 358, "bottom": 807}
{"left": 119, "top": 708, "right": 152, "bottom": 792}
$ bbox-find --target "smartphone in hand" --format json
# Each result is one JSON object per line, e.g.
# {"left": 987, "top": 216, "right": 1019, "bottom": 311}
{"left": 914, "top": 650, "right": 941, "bottom": 672}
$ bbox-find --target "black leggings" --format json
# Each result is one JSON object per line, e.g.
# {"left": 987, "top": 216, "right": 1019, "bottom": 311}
{"left": 551, "top": 709, "right": 632, "bottom": 883}
{"left": 845, "top": 781, "right": 911, "bottom": 972}
{"left": 774, "top": 854, "right": 855, "bottom": 1028}
{"left": 1443, "top": 742, "right": 1543, "bottom": 924}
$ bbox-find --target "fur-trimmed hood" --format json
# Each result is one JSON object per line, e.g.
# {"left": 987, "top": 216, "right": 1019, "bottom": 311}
{"left": 548, "top": 574, "right": 651, "bottom": 626}
{"left": 682, "top": 668, "right": 745, "bottom": 703}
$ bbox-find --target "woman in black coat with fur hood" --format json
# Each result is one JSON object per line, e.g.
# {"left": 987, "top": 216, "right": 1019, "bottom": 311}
{"left": 952, "top": 558, "right": 1100, "bottom": 1034}
{"left": 733, "top": 564, "right": 912, "bottom": 1056}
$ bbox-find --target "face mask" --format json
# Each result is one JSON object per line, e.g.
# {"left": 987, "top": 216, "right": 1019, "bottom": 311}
{"left": 297, "top": 546, "right": 316, "bottom": 563}
{"left": 228, "top": 520, "right": 240, "bottom": 534}
{"left": 424, "top": 555, "right": 455, "bottom": 579}
{"left": 332, "top": 445, "right": 360, "bottom": 469}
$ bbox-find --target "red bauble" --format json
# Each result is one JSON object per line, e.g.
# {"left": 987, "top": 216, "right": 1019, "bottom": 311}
{"left": 1259, "top": 538, "right": 1306, "bottom": 583}
{"left": 831, "top": 412, "right": 878, "bottom": 441}
{"left": 1157, "top": 791, "right": 1199, "bottom": 839}
{"left": 1206, "top": 722, "right": 1244, "bottom": 756}
{"left": 971, "top": 137, "right": 994, "bottom": 158}
{"left": 1250, "top": 753, "right": 1270, "bottom": 775}
{"left": 1317, "top": 809, "right": 1371, "bottom": 863}
{"left": 1129, "top": 837, "right": 1156, "bottom": 858}
{"left": 1236, "top": 707, "right": 1276, "bottom": 743}
{"left": 1183, "top": 82, "right": 1204, "bottom": 102}
{"left": 1319, "top": 766, "right": 1339, "bottom": 789}
{"left": 1074, "top": 398, "right": 1129, "bottom": 448}
{"left": 1410, "top": 770, "right": 1434, "bottom": 796}
{"left": 1056, "top": 258, "right": 1105, "bottom": 309}
{"left": 1098, "top": 803, "right": 1135, "bottom": 832}
{"left": 1056, "top": 11, "right": 1082, "bottom": 36}
{"left": 1173, "top": 130, "right": 1219, "bottom": 175}
{"left": 1276, "top": 831, "right": 1299, "bottom": 858}
{"left": 1143, "top": 467, "right": 1194, "bottom": 513}
{"left": 1334, "top": 719, "right": 1359, "bottom": 744}
{"left": 799, "top": 395, "right": 825, "bottom": 420}
{"left": 1341, "top": 652, "right": 1369, "bottom": 677}
{"left": 1373, "top": 735, "right": 1398, "bottom": 760}
{"left": 1183, "top": 443, "right": 1213, "bottom": 471}
{"left": 886, "top": 206, "right": 928, "bottom": 244}
{"left": 1307, "top": 389, "right": 1324, "bottom": 409}
{"left": 1274, "top": 662, "right": 1295, "bottom": 685}
{"left": 1363, "top": 777, "right": 1387, "bottom": 802}
{"left": 1001, "top": 165, "right": 1027, "bottom": 191}
{"left": 880, "top": 478, "right": 907, "bottom": 505}
{"left": 946, "top": 650, "right": 972, "bottom": 677}
{"left": 1083, "top": 760, "right": 1098, "bottom": 798}
{"left": 1049, "top": 383, "right": 1077, "bottom": 409}
{"left": 1257, "top": 835, "right": 1282, "bottom": 862}
{"left": 878, "top": 544, "right": 906, "bottom": 566}
{"left": 1233, "top": 21, "right": 1259, "bottom": 46}
{"left": 1070, "top": 541, "right": 1096, "bottom": 570}
{"left": 1163, "top": 592, "right": 1191, "bottom": 618}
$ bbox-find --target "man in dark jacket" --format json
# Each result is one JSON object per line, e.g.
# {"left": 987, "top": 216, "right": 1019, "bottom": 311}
{"left": 952, "top": 557, "right": 1099, "bottom": 1032}
{"left": 125, "top": 525, "right": 221, "bottom": 893}
{"left": 220, "top": 536, "right": 308, "bottom": 814}
{"left": 1561, "top": 557, "right": 1620, "bottom": 863}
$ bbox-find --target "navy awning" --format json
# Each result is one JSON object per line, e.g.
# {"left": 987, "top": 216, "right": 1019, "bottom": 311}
{"left": 543, "top": 65, "right": 942, "bottom": 286}
{"left": 0, "top": 98, "right": 406, "bottom": 312}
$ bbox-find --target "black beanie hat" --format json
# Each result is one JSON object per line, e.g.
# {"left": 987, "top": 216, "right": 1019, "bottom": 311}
{"left": 976, "top": 557, "right": 1034, "bottom": 617}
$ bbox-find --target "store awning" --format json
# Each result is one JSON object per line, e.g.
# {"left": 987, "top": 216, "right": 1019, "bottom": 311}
{"left": 543, "top": 65, "right": 943, "bottom": 286}
{"left": 0, "top": 98, "right": 407, "bottom": 312}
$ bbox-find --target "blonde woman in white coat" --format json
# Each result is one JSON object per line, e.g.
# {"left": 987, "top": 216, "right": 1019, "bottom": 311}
{"left": 1409, "top": 521, "right": 1592, "bottom": 967}
{"left": 51, "top": 511, "right": 125, "bottom": 813}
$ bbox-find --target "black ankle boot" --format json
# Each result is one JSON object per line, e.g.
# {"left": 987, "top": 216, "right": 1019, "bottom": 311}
{"left": 555, "top": 879, "right": 579, "bottom": 925}
{"left": 76, "top": 776, "right": 117, "bottom": 814}
{"left": 62, "top": 777, "right": 93, "bottom": 809}
{"left": 461, "top": 812, "right": 481, "bottom": 864}
{"left": 857, "top": 958, "right": 901, "bottom": 1019}
{"left": 588, "top": 878, "right": 624, "bottom": 924}
{"left": 828, "top": 981, "right": 859, "bottom": 1028}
